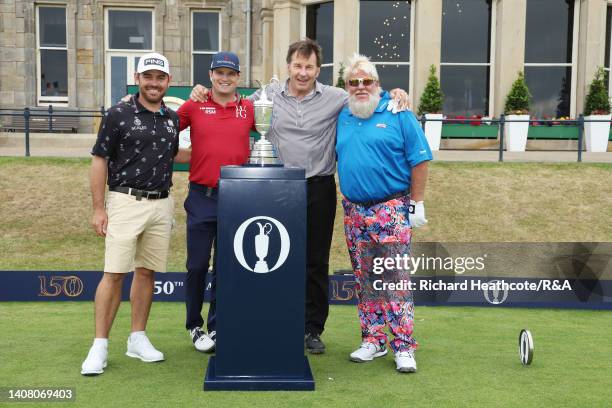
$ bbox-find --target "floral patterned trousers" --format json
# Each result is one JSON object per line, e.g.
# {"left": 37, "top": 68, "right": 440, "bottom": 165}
{"left": 342, "top": 195, "right": 417, "bottom": 354}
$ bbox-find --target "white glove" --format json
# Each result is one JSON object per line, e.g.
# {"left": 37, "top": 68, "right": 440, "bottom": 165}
{"left": 408, "top": 200, "right": 427, "bottom": 228}
{"left": 386, "top": 98, "right": 399, "bottom": 114}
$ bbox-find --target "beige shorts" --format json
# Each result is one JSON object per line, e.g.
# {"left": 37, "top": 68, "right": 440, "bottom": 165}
{"left": 104, "top": 191, "right": 175, "bottom": 273}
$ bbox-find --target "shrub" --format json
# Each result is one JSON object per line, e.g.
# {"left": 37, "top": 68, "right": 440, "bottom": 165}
{"left": 584, "top": 67, "right": 611, "bottom": 116}
{"left": 417, "top": 65, "right": 444, "bottom": 116}
{"left": 335, "top": 63, "right": 345, "bottom": 89}
{"left": 504, "top": 71, "right": 531, "bottom": 115}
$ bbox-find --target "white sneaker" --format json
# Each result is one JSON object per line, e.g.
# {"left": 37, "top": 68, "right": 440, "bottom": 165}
{"left": 395, "top": 351, "right": 417, "bottom": 373}
{"left": 81, "top": 345, "right": 108, "bottom": 376}
{"left": 125, "top": 333, "right": 164, "bottom": 362}
{"left": 350, "top": 342, "right": 388, "bottom": 362}
{"left": 189, "top": 327, "right": 215, "bottom": 352}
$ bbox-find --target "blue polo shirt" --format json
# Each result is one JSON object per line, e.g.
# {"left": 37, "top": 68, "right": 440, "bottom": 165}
{"left": 336, "top": 91, "right": 433, "bottom": 202}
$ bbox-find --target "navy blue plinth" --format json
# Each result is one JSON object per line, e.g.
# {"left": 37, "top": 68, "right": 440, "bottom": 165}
{"left": 204, "top": 165, "right": 314, "bottom": 391}
{"left": 204, "top": 356, "right": 314, "bottom": 391}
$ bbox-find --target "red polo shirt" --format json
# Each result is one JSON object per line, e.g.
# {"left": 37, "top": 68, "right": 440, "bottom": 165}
{"left": 177, "top": 95, "right": 254, "bottom": 187}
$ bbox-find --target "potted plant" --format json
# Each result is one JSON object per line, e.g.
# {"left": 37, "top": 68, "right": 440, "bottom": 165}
{"left": 417, "top": 65, "right": 444, "bottom": 150}
{"left": 584, "top": 67, "right": 611, "bottom": 152}
{"left": 504, "top": 71, "right": 531, "bottom": 152}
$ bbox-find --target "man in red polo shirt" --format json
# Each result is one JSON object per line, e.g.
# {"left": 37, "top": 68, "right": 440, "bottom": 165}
{"left": 177, "top": 51, "right": 255, "bottom": 352}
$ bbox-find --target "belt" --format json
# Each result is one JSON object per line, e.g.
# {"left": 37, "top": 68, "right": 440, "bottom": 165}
{"left": 352, "top": 189, "right": 410, "bottom": 207}
{"left": 307, "top": 174, "right": 334, "bottom": 183}
{"left": 110, "top": 186, "right": 169, "bottom": 200}
{"left": 189, "top": 182, "right": 218, "bottom": 197}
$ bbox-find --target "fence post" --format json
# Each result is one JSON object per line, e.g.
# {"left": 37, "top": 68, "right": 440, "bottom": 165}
{"left": 498, "top": 114, "right": 505, "bottom": 162}
{"left": 577, "top": 114, "right": 584, "bottom": 163}
{"left": 48, "top": 104, "right": 53, "bottom": 132}
{"left": 24, "top": 107, "right": 31, "bottom": 157}
{"left": 420, "top": 114, "right": 426, "bottom": 131}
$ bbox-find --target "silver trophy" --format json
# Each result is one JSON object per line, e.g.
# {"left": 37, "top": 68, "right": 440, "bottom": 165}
{"left": 254, "top": 222, "right": 273, "bottom": 273}
{"left": 249, "top": 77, "right": 282, "bottom": 166}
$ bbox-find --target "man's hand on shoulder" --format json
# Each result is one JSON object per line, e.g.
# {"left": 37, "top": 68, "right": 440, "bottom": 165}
{"left": 190, "top": 84, "right": 209, "bottom": 102}
{"left": 388, "top": 88, "right": 411, "bottom": 113}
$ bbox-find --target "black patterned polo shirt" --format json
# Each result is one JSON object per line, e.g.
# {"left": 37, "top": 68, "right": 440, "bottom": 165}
{"left": 91, "top": 93, "right": 179, "bottom": 192}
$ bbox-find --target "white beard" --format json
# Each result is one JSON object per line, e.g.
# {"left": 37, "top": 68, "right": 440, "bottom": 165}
{"left": 348, "top": 92, "right": 381, "bottom": 119}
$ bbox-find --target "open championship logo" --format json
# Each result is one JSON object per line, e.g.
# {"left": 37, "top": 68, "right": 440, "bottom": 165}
{"left": 483, "top": 279, "right": 509, "bottom": 305}
{"left": 233, "top": 216, "right": 290, "bottom": 273}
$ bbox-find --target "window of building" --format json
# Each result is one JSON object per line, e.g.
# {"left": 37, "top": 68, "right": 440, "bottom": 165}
{"left": 359, "top": 0, "right": 411, "bottom": 91}
{"left": 306, "top": 2, "right": 334, "bottom": 85}
{"left": 440, "top": 0, "right": 492, "bottom": 117}
{"left": 192, "top": 11, "right": 220, "bottom": 87}
{"left": 524, "top": 0, "right": 575, "bottom": 118}
{"left": 104, "top": 9, "right": 154, "bottom": 106}
{"left": 37, "top": 6, "right": 68, "bottom": 105}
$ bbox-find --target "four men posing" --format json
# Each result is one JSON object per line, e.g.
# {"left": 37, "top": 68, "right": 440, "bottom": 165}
{"left": 83, "top": 39, "right": 430, "bottom": 375}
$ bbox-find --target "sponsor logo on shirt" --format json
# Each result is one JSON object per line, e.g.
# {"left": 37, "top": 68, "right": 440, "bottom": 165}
{"left": 200, "top": 107, "right": 217, "bottom": 115}
{"left": 131, "top": 116, "right": 147, "bottom": 131}
{"left": 376, "top": 123, "right": 387, "bottom": 128}
{"left": 236, "top": 106, "right": 247, "bottom": 119}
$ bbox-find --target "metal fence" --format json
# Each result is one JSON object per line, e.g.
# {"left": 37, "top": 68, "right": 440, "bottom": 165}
{"left": 1, "top": 106, "right": 610, "bottom": 162}
{"left": 418, "top": 114, "right": 602, "bottom": 163}
{"left": 0, "top": 106, "right": 105, "bottom": 157}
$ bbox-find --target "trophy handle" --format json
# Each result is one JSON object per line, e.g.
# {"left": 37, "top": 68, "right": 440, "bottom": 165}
{"left": 263, "top": 222, "right": 272, "bottom": 236}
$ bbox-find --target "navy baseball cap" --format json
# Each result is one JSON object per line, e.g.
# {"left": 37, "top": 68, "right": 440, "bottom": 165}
{"left": 210, "top": 51, "right": 241, "bottom": 72}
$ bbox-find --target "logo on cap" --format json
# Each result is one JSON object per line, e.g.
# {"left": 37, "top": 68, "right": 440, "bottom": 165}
{"left": 144, "top": 58, "right": 165, "bottom": 67}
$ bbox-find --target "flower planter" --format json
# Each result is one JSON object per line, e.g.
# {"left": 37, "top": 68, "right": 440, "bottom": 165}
{"left": 424, "top": 113, "right": 443, "bottom": 150}
{"left": 441, "top": 124, "right": 499, "bottom": 138}
{"left": 527, "top": 125, "right": 579, "bottom": 139}
{"left": 504, "top": 114, "right": 530, "bottom": 152}
{"left": 584, "top": 114, "right": 611, "bottom": 152}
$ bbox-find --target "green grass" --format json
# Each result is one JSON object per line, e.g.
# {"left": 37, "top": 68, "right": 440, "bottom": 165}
{"left": 1, "top": 157, "right": 611, "bottom": 272}
{"left": 0, "top": 302, "right": 611, "bottom": 407}
{"left": 1, "top": 158, "right": 612, "bottom": 406}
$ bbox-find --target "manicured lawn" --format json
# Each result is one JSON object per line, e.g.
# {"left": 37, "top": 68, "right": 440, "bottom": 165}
{"left": 1, "top": 157, "right": 611, "bottom": 272}
{"left": 0, "top": 302, "right": 610, "bottom": 407}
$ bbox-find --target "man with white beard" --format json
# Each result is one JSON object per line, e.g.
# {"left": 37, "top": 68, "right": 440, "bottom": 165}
{"left": 335, "top": 54, "right": 432, "bottom": 373}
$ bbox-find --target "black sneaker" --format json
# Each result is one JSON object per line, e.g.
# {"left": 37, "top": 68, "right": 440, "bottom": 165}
{"left": 305, "top": 333, "right": 326, "bottom": 354}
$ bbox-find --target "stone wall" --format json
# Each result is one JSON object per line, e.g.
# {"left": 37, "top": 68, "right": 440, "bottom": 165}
{"left": 0, "top": 0, "right": 263, "bottom": 112}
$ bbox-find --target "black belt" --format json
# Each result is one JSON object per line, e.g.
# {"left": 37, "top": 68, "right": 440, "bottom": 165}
{"left": 189, "top": 182, "right": 217, "bottom": 197}
{"left": 352, "top": 189, "right": 410, "bottom": 207}
{"left": 110, "top": 186, "right": 169, "bottom": 200}
{"left": 307, "top": 174, "right": 334, "bottom": 183}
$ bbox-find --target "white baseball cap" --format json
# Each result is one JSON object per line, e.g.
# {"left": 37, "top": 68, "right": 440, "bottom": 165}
{"left": 137, "top": 52, "right": 170, "bottom": 75}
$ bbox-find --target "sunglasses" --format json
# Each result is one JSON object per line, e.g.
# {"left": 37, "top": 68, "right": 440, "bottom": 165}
{"left": 347, "top": 78, "right": 376, "bottom": 87}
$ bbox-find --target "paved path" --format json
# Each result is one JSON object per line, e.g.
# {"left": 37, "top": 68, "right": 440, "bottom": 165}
{"left": 433, "top": 150, "right": 612, "bottom": 163}
{"left": 1, "top": 134, "right": 611, "bottom": 163}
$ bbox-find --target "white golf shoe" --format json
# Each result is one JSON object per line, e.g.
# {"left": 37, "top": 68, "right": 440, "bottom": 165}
{"left": 189, "top": 327, "right": 215, "bottom": 353}
{"left": 350, "top": 342, "right": 388, "bottom": 362}
{"left": 81, "top": 345, "right": 108, "bottom": 376}
{"left": 394, "top": 351, "right": 417, "bottom": 373}
{"left": 125, "top": 333, "right": 164, "bottom": 362}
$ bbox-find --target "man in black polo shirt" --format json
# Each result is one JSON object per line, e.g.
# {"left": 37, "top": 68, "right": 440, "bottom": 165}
{"left": 81, "top": 52, "right": 189, "bottom": 376}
